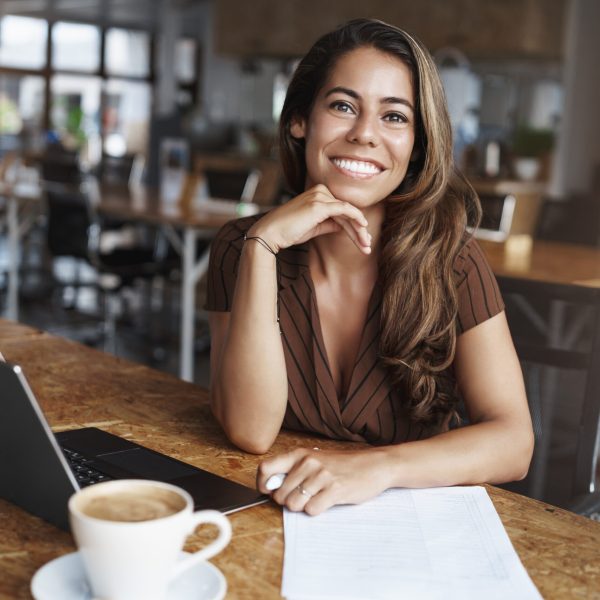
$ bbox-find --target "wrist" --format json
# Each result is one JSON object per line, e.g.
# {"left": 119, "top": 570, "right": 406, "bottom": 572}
{"left": 244, "top": 233, "right": 277, "bottom": 256}
{"left": 247, "top": 224, "right": 281, "bottom": 254}
{"left": 375, "top": 445, "right": 407, "bottom": 489}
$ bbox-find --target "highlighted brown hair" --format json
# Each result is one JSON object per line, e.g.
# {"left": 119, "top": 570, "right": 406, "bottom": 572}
{"left": 279, "top": 18, "right": 481, "bottom": 429}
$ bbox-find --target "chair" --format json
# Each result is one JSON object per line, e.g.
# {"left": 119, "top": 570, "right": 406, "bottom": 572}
{"left": 474, "top": 193, "right": 516, "bottom": 242}
{"left": 497, "top": 276, "right": 600, "bottom": 516}
{"left": 203, "top": 167, "right": 261, "bottom": 203}
{"left": 535, "top": 194, "right": 600, "bottom": 247}
{"left": 44, "top": 180, "right": 174, "bottom": 353}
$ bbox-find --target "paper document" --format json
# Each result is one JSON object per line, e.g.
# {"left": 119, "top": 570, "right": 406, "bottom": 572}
{"left": 282, "top": 486, "right": 541, "bottom": 600}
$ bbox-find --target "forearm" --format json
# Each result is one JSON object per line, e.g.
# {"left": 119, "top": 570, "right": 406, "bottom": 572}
{"left": 211, "top": 241, "right": 288, "bottom": 453}
{"left": 380, "top": 418, "right": 534, "bottom": 489}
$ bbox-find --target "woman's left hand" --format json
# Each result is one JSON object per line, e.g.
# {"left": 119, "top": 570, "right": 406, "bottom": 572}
{"left": 256, "top": 448, "right": 391, "bottom": 515}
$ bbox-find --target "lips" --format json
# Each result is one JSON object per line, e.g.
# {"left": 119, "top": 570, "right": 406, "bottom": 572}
{"left": 331, "top": 157, "right": 384, "bottom": 178}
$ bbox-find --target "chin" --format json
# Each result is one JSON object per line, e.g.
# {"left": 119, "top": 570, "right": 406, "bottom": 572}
{"left": 327, "top": 183, "right": 383, "bottom": 208}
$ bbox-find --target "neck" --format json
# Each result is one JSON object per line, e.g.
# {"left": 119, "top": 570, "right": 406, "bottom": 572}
{"left": 309, "top": 203, "right": 385, "bottom": 283}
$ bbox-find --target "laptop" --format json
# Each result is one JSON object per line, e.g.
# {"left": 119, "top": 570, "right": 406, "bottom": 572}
{"left": 472, "top": 193, "right": 517, "bottom": 242}
{"left": 0, "top": 361, "right": 268, "bottom": 531}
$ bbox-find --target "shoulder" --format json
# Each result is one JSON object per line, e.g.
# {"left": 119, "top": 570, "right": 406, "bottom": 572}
{"left": 453, "top": 236, "right": 494, "bottom": 286}
{"left": 453, "top": 236, "right": 504, "bottom": 334}
{"left": 212, "top": 214, "right": 264, "bottom": 252}
{"left": 210, "top": 213, "right": 270, "bottom": 268}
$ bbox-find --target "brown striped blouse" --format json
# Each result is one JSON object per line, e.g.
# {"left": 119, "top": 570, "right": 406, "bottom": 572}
{"left": 205, "top": 215, "right": 504, "bottom": 445}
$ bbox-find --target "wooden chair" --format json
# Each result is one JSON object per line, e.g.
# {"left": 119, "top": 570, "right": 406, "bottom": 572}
{"left": 497, "top": 276, "right": 600, "bottom": 515}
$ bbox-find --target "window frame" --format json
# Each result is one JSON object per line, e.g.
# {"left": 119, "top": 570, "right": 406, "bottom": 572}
{"left": 0, "top": 15, "right": 159, "bottom": 165}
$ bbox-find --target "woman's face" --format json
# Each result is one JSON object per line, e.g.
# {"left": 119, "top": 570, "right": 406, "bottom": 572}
{"left": 291, "top": 46, "right": 416, "bottom": 209}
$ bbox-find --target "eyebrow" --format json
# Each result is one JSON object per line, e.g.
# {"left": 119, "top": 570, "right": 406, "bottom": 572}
{"left": 324, "top": 86, "right": 414, "bottom": 112}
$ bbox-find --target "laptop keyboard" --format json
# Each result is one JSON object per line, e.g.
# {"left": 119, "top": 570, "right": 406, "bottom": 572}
{"left": 61, "top": 447, "right": 112, "bottom": 487}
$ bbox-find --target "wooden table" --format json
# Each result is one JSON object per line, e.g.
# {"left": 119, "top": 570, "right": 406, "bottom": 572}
{"left": 480, "top": 237, "right": 600, "bottom": 288}
{"left": 1, "top": 320, "right": 599, "bottom": 599}
{"left": 1, "top": 179, "right": 242, "bottom": 382}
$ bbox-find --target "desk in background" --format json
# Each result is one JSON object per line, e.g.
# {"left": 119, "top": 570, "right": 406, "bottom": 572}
{"left": 479, "top": 238, "right": 600, "bottom": 287}
{"left": 1, "top": 180, "right": 240, "bottom": 382}
{"left": 97, "top": 183, "right": 241, "bottom": 382}
{"left": 0, "top": 319, "right": 599, "bottom": 599}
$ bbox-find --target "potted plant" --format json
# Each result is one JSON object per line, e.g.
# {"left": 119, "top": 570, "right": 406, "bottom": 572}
{"left": 511, "top": 126, "right": 555, "bottom": 181}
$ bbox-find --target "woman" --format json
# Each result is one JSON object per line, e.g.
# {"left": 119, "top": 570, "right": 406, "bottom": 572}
{"left": 206, "top": 19, "right": 533, "bottom": 515}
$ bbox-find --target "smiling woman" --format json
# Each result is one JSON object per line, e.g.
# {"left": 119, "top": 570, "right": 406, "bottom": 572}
{"left": 291, "top": 49, "right": 416, "bottom": 209}
{"left": 205, "top": 19, "right": 534, "bottom": 516}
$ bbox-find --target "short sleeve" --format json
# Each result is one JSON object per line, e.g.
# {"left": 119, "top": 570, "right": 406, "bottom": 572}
{"left": 204, "top": 215, "right": 261, "bottom": 312}
{"left": 454, "top": 238, "right": 505, "bottom": 334}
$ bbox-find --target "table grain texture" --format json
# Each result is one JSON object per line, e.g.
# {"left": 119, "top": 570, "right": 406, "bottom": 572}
{"left": 0, "top": 320, "right": 599, "bottom": 599}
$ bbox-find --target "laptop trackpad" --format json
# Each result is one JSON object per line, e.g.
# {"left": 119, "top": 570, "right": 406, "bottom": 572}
{"left": 96, "top": 449, "right": 198, "bottom": 481}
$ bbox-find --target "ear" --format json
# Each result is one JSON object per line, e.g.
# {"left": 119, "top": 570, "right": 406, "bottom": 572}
{"left": 290, "top": 115, "right": 306, "bottom": 140}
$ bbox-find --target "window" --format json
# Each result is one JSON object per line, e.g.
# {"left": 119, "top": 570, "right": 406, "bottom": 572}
{"left": 51, "top": 75, "right": 101, "bottom": 151}
{"left": 105, "top": 28, "right": 150, "bottom": 78}
{"left": 175, "top": 39, "right": 197, "bottom": 84}
{"left": 0, "top": 75, "right": 45, "bottom": 135}
{"left": 103, "top": 79, "right": 151, "bottom": 156}
{"left": 0, "top": 16, "right": 47, "bottom": 69}
{"left": 52, "top": 22, "right": 101, "bottom": 72}
{"left": 0, "top": 14, "right": 154, "bottom": 165}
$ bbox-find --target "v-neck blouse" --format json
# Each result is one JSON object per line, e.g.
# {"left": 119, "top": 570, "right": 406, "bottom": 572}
{"left": 205, "top": 215, "right": 504, "bottom": 445}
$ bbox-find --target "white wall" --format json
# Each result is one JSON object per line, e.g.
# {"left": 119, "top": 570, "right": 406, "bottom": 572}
{"left": 199, "top": 1, "right": 279, "bottom": 126}
{"left": 550, "top": 0, "right": 600, "bottom": 197}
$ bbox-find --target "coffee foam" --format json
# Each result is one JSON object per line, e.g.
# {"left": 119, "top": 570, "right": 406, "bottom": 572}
{"left": 80, "top": 487, "right": 185, "bottom": 523}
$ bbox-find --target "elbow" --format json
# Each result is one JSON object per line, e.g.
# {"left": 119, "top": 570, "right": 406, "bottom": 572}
{"left": 211, "top": 403, "right": 276, "bottom": 455}
{"left": 508, "top": 425, "right": 535, "bottom": 482}
{"left": 222, "top": 423, "right": 277, "bottom": 454}
{"left": 228, "top": 433, "right": 274, "bottom": 455}
{"left": 209, "top": 387, "right": 281, "bottom": 454}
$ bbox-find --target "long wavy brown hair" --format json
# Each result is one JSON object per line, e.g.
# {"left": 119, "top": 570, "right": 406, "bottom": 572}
{"left": 279, "top": 19, "right": 481, "bottom": 429}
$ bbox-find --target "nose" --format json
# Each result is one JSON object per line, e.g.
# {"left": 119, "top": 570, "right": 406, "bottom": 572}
{"left": 346, "top": 112, "right": 379, "bottom": 147}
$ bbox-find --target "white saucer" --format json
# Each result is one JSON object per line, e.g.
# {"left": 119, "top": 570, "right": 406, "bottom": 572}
{"left": 31, "top": 551, "right": 227, "bottom": 600}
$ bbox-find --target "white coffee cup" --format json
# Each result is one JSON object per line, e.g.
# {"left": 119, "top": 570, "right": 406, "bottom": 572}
{"left": 68, "top": 479, "right": 231, "bottom": 600}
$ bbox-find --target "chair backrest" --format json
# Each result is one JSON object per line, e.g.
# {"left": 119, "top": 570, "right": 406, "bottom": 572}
{"left": 203, "top": 168, "right": 261, "bottom": 203}
{"left": 44, "top": 183, "right": 95, "bottom": 262}
{"left": 498, "top": 275, "right": 600, "bottom": 511}
{"left": 535, "top": 194, "right": 600, "bottom": 247}
{"left": 473, "top": 193, "right": 516, "bottom": 242}
{"left": 98, "top": 153, "right": 145, "bottom": 186}
{"left": 40, "top": 152, "right": 82, "bottom": 185}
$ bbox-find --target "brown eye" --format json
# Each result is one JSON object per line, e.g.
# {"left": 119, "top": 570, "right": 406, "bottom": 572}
{"left": 330, "top": 101, "right": 354, "bottom": 114}
{"left": 384, "top": 112, "right": 408, "bottom": 124}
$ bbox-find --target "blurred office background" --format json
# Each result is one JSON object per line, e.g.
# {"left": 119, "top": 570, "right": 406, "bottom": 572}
{"left": 0, "top": 0, "right": 600, "bottom": 376}
{"left": 2, "top": 0, "right": 599, "bottom": 198}
{"left": 1, "top": 0, "right": 600, "bottom": 511}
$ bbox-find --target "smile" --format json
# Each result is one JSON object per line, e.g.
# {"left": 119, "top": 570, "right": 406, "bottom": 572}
{"left": 331, "top": 158, "right": 383, "bottom": 178}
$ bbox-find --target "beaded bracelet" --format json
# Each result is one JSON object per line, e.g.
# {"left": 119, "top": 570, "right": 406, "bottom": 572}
{"left": 243, "top": 234, "right": 277, "bottom": 255}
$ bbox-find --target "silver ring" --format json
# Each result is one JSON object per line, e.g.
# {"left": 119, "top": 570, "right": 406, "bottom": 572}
{"left": 297, "top": 485, "right": 313, "bottom": 498}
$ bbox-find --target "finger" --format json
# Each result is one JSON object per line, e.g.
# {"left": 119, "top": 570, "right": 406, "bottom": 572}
{"left": 291, "top": 468, "right": 333, "bottom": 514}
{"left": 324, "top": 201, "right": 369, "bottom": 228}
{"left": 271, "top": 454, "right": 323, "bottom": 506}
{"left": 304, "top": 485, "right": 341, "bottom": 516}
{"left": 285, "top": 481, "right": 318, "bottom": 512}
{"left": 256, "top": 449, "right": 308, "bottom": 493}
{"left": 313, "top": 219, "right": 342, "bottom": 237}
{"left": 332, "top": 216, "right": 371, "bottom": 254}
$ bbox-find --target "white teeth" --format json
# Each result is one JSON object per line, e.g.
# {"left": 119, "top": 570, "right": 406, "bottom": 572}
{"left": 333, "top": 158, "right": 381, "bottom": 174}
